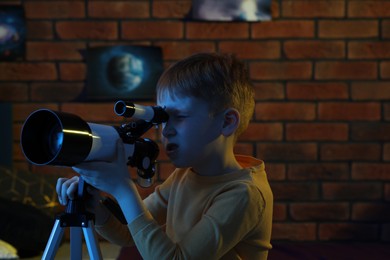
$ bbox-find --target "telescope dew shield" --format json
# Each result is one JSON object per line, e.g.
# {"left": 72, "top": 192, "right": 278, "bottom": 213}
{"left": 21, "top": 109, "right": 132, "bottom": 166}
{"left": 21, "top": 109, "right": 93, "bottom": 166}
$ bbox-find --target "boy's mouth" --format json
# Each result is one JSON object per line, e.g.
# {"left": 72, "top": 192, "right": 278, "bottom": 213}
{"left": 165, "top": 143, "right": 179, "bottom": 154}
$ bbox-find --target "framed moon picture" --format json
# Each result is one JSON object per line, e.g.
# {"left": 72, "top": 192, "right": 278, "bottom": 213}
{"left": 86, "top": 45, "right": 164, "bottom": 101}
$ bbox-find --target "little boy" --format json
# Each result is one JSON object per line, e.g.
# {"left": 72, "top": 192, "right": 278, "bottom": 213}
{"left": 57, "top": 52, "right": 273, "bottom": 259}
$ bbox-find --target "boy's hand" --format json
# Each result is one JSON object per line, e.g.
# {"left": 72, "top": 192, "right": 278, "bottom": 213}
{"left": 56, "top": 175, "right": 79, "bottom": 206}
{"left": 71, "top": 139, "right": 132, "bottom": 199}
{"left": 56, "top": 175, "right": 110, "bottom": 225}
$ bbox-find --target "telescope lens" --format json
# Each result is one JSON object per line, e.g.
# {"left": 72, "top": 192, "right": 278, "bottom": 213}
{"left": 47, "top": 125, "right": 63, "bottom": 157}
{"left": 21, "top": 109, "right": 93, "bottom": 166}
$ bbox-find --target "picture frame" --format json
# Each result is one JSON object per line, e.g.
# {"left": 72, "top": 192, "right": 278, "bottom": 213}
{"left": 86, "top": 45, "right": 164, "bottom": 101}
{"left": 189, "top": 0, "right": 272, "bottom": 21}
{"left": 0, "top": 5, "right": 25, "bottom": 60}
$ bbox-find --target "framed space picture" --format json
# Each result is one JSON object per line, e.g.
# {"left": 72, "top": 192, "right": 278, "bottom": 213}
{"left": 189, "top": 0, "right": 272, "bottom": 21}
{"left": 0, "top": 6, "right": 26, "bottom": 60}
{"left": 86, "top": 46, "right": 164, "bottom": 101}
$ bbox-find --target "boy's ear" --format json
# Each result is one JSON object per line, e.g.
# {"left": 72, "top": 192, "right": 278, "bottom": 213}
{"left": 221, "top": 108, "right": 240, "bottom": 137}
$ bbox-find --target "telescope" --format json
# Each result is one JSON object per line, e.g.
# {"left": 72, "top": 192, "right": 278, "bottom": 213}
{"left": 20, "top": 101, "right": 169, "bottom": 188}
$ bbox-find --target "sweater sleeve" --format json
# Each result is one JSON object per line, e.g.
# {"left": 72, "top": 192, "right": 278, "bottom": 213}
{"left": 94, "top": 169, "right": 177, "bottom": 246}
{"left": 94, "top": 213, "right": 134, "bottom": 246}
{"left": 127, "top": 181, "right": 264, "bottom": 259}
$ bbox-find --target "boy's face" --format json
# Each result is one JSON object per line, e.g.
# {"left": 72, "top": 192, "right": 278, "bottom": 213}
{"left": 157, "top": 92, "right": 225, "bottom": 171}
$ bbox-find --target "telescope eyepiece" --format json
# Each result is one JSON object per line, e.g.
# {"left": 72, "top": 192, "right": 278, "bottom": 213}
{"left": 114, "top": 100, "right": 168, "bottom": 124}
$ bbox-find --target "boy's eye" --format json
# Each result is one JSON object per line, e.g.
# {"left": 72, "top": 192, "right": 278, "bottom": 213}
{"left": 174, "top": 115, "right": 188, "bottom": 120}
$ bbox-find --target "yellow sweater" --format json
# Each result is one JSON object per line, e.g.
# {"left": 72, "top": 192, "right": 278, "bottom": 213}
{"left": 96, "top": 155, "right": 273, "bottom": 259}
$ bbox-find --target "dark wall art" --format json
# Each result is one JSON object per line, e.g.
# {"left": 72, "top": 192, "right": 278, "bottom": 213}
{"left": 0, "top": 6, "right": 25, "bottom": 60}
{"left": 86, "top": 45, "right": 164, "bottom": 101}
{"left": 189, "top": 0, "right": 272, "bottom": 21}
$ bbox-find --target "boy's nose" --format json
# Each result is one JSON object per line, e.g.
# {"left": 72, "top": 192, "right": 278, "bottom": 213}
{"left": 162, "top": 122, "right": 176, "bottom": 137}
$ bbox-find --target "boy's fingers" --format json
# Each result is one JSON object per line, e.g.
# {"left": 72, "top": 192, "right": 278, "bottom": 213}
{"left": 57, "top": 176, "right": 79, "bottom": 205}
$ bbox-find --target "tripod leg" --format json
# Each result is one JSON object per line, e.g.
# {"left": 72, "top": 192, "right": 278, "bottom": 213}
{"left": 83, "top": 220, "right": 103, "bottom": 260}
{"left": 70, "top": 227, "right": 83, "bottom": 259}
{"left": 42, "top": 219, "right": 65, "bottom": 260}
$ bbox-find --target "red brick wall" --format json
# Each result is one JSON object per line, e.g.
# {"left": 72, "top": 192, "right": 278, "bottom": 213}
{"left": 1, "top": 0, "right": 389, "bottom": 242}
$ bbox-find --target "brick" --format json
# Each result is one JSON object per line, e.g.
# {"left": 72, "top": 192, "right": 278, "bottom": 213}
{"left": 0, "top": 1, "right": 21, "bottom": 6}
{"left": 288, "top": 163, "right": 349, "bottom": 181}
{"left": 384, "top": 20, "right": 390, "bottom": 38}
{"left": 349, "top": 1, "right": 390, "bottom": 18}
{"left": 351, "top": 123, "right": 390, "bottom": 141}
{"left": 349, "top": 41, "right": 390, "bottom": 59}
{"left": 0, "top": 63, "right": 57, "bottom": 81}
{"left": 385, "top": 144, "right": 390, "bottom": 161}
{"left": 89, "top": 1, "right": 150, "bottom": 18}
{"left": 88, "top": 41, "right": 152, "bottom": 49}
{"left": 57, "top": 22, "right": 118, "bottom": 40}
{"left": 265, "top": 163, "right": 286, "bottom": 181}
{"left": 30, "top": 83, "right": 84, "bottom": 102}
{"left": 386, "top": 183, "right": 390, "bottom": 201}
{"left": 381, "top": 61, "right": 390, "bottom": 79}
{"left": 290, "top": 203, "right": 349, "bottom": 221}
{"left": 319, "top": 20, "right": 378, "bottom": 38}
{"left": 319, "top": 223, "right": 379, "bottom": 241}
{"left": 322, "top": 182, "right": 382, "bottom": 200}
{"left": 13, "top": 162, "right": 29, "bottom": 171}
{"left": 255, "top": 102, "right": 316, "bottom": 121}
{"left": 315, "top": 62, "right": 377, "bottom": 80}
{"left": 318, "top": 102, "right": 381, "bottom": 121}
{"left": 233, "top": 142, "right": 254, "bottom": 156}
{"left": 321, "top": 144, "right": 381, "bottom": 161}
{"left": 252, "top": 20, "right": 315, "bottom": 39}
{"left": 250, "top": 62, "right": 312, "bottom": 80}
{"left": 186, "top": 22, "right": 249, "bottom": 39}
{"left": 12, "top": 103, "right": 59, "bottom": 122}
{"left": 26, "top": 42, "right": 86, "bottom": 61}
{"left": 26, "top": 21, "right": 53, "bottom": 40}
{"left": 352, "top": 203, "right": 390, "bottom": 221}
{"left": 61, "top": 103, "right": 124, "bottom": 123}
{"left": 352, "top": 163, "right": 390, "bottom": 180}
{"left": 123, "top": 21, "right": 183, "bottom": 40}
{"left": 286, "top": 123, "right": 348, "bottom": 141}
{"left": 30, "top": 164, "right": 74, "bottom": 178}
{"left": 254, "top": 83, "right": 284, "bottom": 100}
{"left": 219, "top": 41, "right": 280, "bottom": 60}
{"left": 25, "top": 1, "right": 85, "bottom": 19}
{"left": 273, "top": 203, "right": 287, "bottom": 221}
{"left": 13, "top": 143, "right": 26, "bottom": 161}
{"left": 385, "top": 104, "right": 390, "bottom": 121}
{"left": 272, "top": 223, "right": 317, "bottom": 241}
{"left": 155, "top": 41, "right": 215, "bottom": 60}
{"left": 239, "top": 123, "right": 283, "bottom": 141}
{"left": 287, "top": 82, "right": 348, "bottom": 100}
{"left": 0, "top": 83, "right": 28, "bottom": 101}
{"left": 12, "top": 123, "right": 22, "bottom": 141}
{"left": 153, "top": 1, "right": 191, "bottom": 18}
{"left": 257, "top": 143, "right": 318, "bottom": 162}
{"left": 282, "top": 1, "right": 345, "bottom": 18}
{"left": 284, "top": 40, "right": 345, "bottom": 59}
{"left": 351, "top": 82, "right": 390, "bottom": 100}
{"left": 59, "top": 63, "right": 86, "bottom": 81}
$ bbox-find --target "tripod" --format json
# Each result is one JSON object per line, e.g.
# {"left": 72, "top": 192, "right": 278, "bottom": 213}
{"left": 42, "top": 179, "right": 103, "bottom": 260}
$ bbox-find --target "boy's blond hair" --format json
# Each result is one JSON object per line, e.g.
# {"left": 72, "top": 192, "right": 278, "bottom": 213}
{"left": 156, "top": 52, "right": 254, "bottom": 137}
